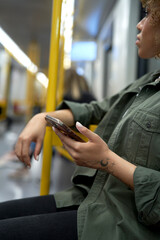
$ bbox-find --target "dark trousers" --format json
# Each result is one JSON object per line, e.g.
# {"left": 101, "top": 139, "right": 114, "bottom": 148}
{"left": 0, "top": 195, "right": 78, "bottom": 240}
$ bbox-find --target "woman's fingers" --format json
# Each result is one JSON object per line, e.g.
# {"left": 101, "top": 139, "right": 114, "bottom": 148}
{"left": 53, "top": 127, "right": 82, "bottom": 153}
{"left": 62, "top": 142, "right": 78, "bottom": 161}
{"left": 76, "top": 122, "right": 97, "bottom": 142}
{"left": 15, "top": 137, "right": 30, "bottom": 166}
{"left": 34, "top": 139, "right": 42, "bottom": 160}
{"left": 53, "top": 127, "right": 74, "bottom": 145}
{"left": 14, "top": 113, "right": 46, "bottom": 166}
{"left": 52, "top": 124, "right": 109, "bottom": 169}
{"left": 14, "top": 139, "right": 22, "bottom": 161}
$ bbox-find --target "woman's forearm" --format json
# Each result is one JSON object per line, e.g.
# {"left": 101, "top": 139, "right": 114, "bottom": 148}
{"left": 45, "top": 109, "right": 74, "bottom": 127}
{"left": 100, "top": 150, "right": 137, "bottom": 190}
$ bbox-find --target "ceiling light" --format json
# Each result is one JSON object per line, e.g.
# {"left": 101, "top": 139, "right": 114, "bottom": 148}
{"left": 0, "top": 27, "right": 38, "bottom": 74}
{"left": 36, "top": 72, "right": 49, "bottom": 88}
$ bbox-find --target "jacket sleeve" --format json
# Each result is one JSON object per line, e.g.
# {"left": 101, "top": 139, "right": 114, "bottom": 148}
{"left": 57, "top": 93, "right": 121, "bottom": 127}
{"left": 133, "top": 166, "right": 160, "bottom": 226}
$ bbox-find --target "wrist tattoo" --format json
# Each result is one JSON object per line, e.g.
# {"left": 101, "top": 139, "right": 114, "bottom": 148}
{"left": 100, "top": 158, "right": 115, "bottom": 174}
{"left": 100, "top": 159, "right": 109, "bottom": 167}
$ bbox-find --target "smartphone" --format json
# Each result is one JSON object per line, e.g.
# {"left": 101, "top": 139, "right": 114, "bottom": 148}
{"left": 45, "top": 115, "right": 85, "bottom": 142}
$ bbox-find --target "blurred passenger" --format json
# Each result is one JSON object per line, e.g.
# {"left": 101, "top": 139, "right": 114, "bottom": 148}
{"left": 63, "top": 68, "right": 96, "bottom": 103}
{"left": 0, "top": 0, "right": 160, "bottom": 239}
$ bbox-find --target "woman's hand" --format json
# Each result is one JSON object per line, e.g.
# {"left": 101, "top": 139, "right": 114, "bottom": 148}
{"left": 14, "top": 109, "right": 74, "bottom": 168}
{"left": 53, "top": 122, "right": 137, "bottom": 189}
{"left": 53, "top": 122, "right": 110, "bottom": 170}
{"left": 15, "top": 113, "right": 47, "bottom": 167}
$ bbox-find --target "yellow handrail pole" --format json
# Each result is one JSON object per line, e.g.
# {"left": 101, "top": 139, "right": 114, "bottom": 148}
{"left": 57, "top": 36, "right": 65, "bottom": 105}
{"left": 40, "top": 0, "right": 63, "bottom": 195}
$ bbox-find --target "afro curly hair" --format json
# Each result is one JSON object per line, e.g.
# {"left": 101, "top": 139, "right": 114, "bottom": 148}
{"left": 141, "top": 0, "right": 159, "bottom": 7}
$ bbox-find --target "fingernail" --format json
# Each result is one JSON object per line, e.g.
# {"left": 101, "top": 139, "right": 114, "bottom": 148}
{"left": 35, "top": 155, "right": 39, "bottom": 161}
{"left": 27, "top": 165, "right": 31, "bottom": 169}
{"left": 76, "top": 122, "right": 83, "bottom": 128}
{"left": 52, "top": 127, "right": 56, "bottom": 131}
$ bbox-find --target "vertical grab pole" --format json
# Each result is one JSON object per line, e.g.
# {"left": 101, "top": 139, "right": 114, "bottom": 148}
{"left": 40, "top": 0, "right": 63, "bottom": 195}
{"left": 57, "top": 36, "right": 65, "bottom": 105}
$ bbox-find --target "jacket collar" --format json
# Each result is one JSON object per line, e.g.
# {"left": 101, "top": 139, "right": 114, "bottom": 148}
{"left": 151, "top": 69, "right": 160, "bottom": 77}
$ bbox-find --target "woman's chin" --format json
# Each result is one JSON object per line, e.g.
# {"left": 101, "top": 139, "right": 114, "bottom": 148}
{"left": 138, "top": 51, "right": 153, "bottom": 59}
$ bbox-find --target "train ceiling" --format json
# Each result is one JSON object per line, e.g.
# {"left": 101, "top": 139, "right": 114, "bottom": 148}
{"left": 0, "top": 0, "right": 117, "bottom": 69}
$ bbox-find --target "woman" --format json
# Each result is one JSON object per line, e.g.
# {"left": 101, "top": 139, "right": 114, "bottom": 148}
{"left": 1, "top": 0, "right": 160, "bottom": 239}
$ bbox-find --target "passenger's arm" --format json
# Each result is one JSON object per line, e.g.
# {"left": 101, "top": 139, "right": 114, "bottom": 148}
{"left": 53, "top": 122, "right": 137, "bottom": 190}
{"left": 57, "top": 93, "right": 122, "bottom": 127}
{"left": 14, "top": 84, "right": 129, "bottom": 168}
{"left": 15, "top": 109, "right": 74, "bottom": 167}
{"left": 54, "top": 122, "right": 160, "bottom": 227}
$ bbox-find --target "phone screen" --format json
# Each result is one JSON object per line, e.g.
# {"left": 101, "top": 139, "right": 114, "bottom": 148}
{"left": 45, "top": 115, "right": 85, "bottom": 142}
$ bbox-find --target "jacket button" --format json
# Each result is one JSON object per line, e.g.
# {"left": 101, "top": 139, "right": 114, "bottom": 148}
{"left": 146, "top": 121, "right": 151, "bottom": 128}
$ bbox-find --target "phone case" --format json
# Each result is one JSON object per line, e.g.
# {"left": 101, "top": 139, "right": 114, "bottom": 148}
{"left": 45, "top": 115, "right": 85, "bottom": 142}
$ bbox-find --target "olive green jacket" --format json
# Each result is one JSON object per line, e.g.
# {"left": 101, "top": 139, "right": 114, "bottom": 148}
{"left": 55, "top": 70, "right": 160, "bottom": 240}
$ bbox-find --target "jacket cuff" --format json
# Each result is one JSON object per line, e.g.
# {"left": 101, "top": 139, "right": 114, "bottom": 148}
{"left": 133, "top": 166, "right": 160, "bottom": 225}
{"left": 57, "top": 100, "right": 92, "bottom": 127}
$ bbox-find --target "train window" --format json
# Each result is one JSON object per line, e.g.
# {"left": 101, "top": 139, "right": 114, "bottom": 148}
{"left": 71, "top": 41, "right": 97, "bottom": 61}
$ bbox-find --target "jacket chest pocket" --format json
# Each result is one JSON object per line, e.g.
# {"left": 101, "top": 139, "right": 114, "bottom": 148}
{"left": 126, "top": 110, "right": 160, "bottom": 169}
